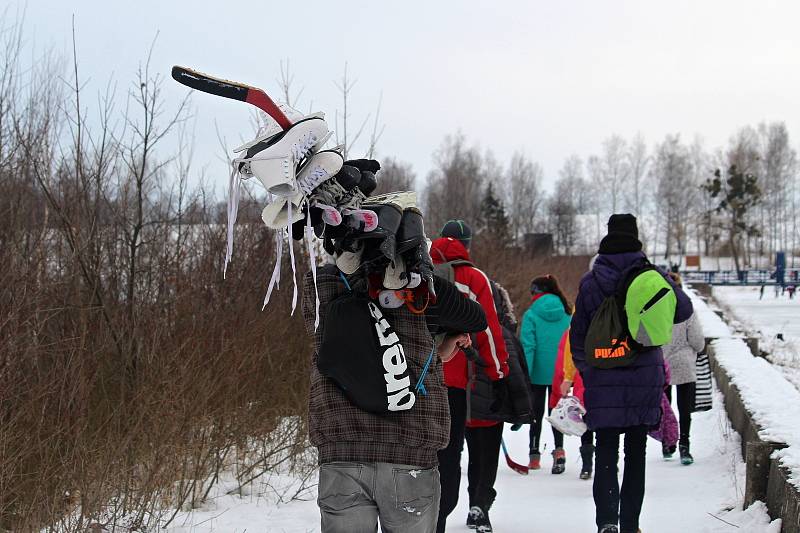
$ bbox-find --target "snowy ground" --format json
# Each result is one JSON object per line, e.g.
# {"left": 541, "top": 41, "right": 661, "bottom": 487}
{"left": 150, "top": 287, "right": 789, "bottom": 532}
{"left": 712, "top": 285, "right": 800, "bottom": 391}
{"left": 161, "top": 390, "right": 778, "bottom": 532}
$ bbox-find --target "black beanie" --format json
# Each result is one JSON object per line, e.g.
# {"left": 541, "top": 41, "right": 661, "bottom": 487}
{"left": 599, "top": 213, "right": 642, "bottom": 254}
{"left": 441, "top": 219, "right": 472, "bottom": 249}
{"left": 607, "top": 214, "right": 638, "bottom": 238}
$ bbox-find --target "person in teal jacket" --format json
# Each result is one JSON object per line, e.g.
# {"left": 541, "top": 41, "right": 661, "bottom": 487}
{"left": 520, "top": 274, "right": 572, "bottom": 474}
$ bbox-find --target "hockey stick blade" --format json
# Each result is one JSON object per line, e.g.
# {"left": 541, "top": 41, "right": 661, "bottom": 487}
{"left": 501, "top": 438, "right": 529, "bottom": 475}
{"left": 171, "top": 66, "right": 292, "bottom": 130}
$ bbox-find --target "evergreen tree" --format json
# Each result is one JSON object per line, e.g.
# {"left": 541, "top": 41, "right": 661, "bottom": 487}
{"left": 702, "top": 165, "right": 761, "bottom": 275}
{"left": 480, "top": 182, "right": 511, "bottom": 243}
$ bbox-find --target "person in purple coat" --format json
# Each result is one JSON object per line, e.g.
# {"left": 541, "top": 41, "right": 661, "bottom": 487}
{"left": 570, "top": 214, "right": 693, "bottom": 533}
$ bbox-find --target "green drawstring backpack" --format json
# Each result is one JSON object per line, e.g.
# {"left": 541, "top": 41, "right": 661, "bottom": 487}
{"left": 585, "top": 262, "right": 677, "bottom": 369}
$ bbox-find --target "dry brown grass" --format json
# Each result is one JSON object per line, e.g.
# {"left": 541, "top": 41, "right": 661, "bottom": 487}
{"left": 0, "top": 26, "right": 314, "bottom": 530}
{"left": 469, "top": 234, "right": 591, "bottom": 318}
{"left": 0, "top": 211, "right": 315, "bottom": 531}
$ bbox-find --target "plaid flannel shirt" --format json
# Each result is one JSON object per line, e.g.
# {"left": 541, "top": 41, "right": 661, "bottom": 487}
{"left": 302, "top": 266, "right": 450, "bottom": 468}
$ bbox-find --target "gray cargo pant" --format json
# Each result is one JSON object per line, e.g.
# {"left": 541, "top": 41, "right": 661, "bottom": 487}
{"left": 318, "top": 461, "right": 440, "bottom": 533}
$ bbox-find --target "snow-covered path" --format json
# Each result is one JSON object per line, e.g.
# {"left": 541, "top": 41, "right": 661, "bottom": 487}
{"left": 447, "top": 397, "right": 774, "bottom": 533}
{"left": 164, "top": 287, "right": 785, "bottom": 532}
{"left": 165, "top": 389, "right": 778, "bottom": 532}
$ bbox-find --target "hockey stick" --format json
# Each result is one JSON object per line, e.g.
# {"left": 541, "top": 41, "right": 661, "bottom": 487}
{"left": 501, "top": 438, "right": 529, "bottom": 475}
{"left": 171, "top": 66, "right": 292, "bottom": 130}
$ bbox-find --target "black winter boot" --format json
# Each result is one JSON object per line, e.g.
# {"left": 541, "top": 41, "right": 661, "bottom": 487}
{"left": 475, "top": 507, "right": 493, "bottom": 533}
{"left": 551, "top": 447, "right": 566, "bottom": 474}
{"left": 662, "top": 444, "right": 676, "bottom": 459}
{"left": 679, "top": 433, "right": 693, "bottom": 465}
{"left": 466, "top": 505, "right": 481, "bottom": 529}
{"left": 679, "top": 444, "right": 694, "bottom": 465}
{"left": 580, "top": 444, "right": 594, "bottom": 479}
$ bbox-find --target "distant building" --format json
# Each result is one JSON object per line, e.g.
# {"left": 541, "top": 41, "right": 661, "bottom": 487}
{"left": 523, "top": 233, "right": 553, "bottom": 257}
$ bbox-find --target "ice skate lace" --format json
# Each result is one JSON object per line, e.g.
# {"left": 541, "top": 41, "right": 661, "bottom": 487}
{"left": 298, "top": 166, "right": 331, "bottom": 195}
{"left": 291, "top": 132, "right": 318, "bottom": 161}
{"left": 225, "top": 165, "right": 320, "bottom": 328}
{"left": 311, "top": 178, "right": 347, "bottom": 206}
{"left": 224, "top": 164, "right": 242, "bottom": 278}
{"left": 258, "top": 196, "right": 323, "bottom": 329}
{"left": 263, "top": 200, "right": 299, "bottom": 316}
{"left": 224, "top": 133, "right": 325, "bottom": 327}
{"left": 224, "top": 132, "right": 314, "bottom": 277}
{"left": 339, "top": 188, "right": 366, "bottom": 211}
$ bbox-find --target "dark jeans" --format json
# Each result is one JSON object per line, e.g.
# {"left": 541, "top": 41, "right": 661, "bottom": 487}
{"left": 594, "top": 425, "right": 648, "bottom": 532}
{"left": 581, "top": 430, "right": 595, "bottom": 448}
{"left": 529, "top": 384, "right": 564, "bottom": 454}
{"left": 465, "top": 423, "right": 503, "bottom": 511}
{"left": 436, "top": 387, "right": 467, "bottom": 533}
{"left": 665, "top": 382, "right": 696, "bottom": 446}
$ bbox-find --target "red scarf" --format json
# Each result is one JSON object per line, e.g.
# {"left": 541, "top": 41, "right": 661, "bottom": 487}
{"left": 530, "top": 292, "right": 548, "bottom": 304}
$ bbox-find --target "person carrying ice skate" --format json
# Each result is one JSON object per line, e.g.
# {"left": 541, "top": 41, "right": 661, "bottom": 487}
{"left": 551, "top": 328, "right": 595, "bottom": 479}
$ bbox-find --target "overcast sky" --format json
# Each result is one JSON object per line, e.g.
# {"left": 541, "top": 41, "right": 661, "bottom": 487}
{"left": 15, "top": 0, "right": 800, "bottom": 194}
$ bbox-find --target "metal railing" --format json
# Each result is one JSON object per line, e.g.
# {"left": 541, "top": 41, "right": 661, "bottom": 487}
{"left": 681, "top": 269, "right": 800, "bottom": 285}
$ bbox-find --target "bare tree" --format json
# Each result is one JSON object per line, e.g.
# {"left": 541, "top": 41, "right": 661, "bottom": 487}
{"left": 423, "top": 133, "right": 485, "bottom": 233}
{"left": 276, "top": 58, "right": 304, "bottom": 109}
{"left": 548, "top": 175, "right": 578, "bottom": 254}
{"left": 588, "top": 134, "right": 630, "bottom": 214}
{"left": 726, "top": 126, "right": 761, "bottom": 173}
{"left": 689, "top": 136, "right": 714, "bottom": 254}
{"left": 334, "top": 62, "right": 369, "bottom": 159}
{"left": 757, "top": 122, "right": 796, "bottom": 257}
{"left": 373, "top": 156, "right": 415, "bottom": 195}
{"left": 792, "top": 163, "right": 799, "bottom": 267}
{"left": 114, "top": 39, "right": 191, "bottom": 384}
{"left": 506, "top": 151, "right": 544, "bottom": 242}
{"left": 625, "top": 132, "right": 649, "bottom": 215}
{"left": 366, "top": 92, "right": 385, "bottom": 159}
{"left": 652, "top": 134, "right": 695, "bottom": 260}
{"left": 559, "top": 154, "right": 592, "bottom": 213}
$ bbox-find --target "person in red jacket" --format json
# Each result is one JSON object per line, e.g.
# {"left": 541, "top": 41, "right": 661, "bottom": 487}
{"left": 431, "top": 220, "right": 510, "bottom": 533}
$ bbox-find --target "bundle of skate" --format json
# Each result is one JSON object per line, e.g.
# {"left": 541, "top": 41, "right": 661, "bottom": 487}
{"left": 281, "top": 149, "right": 346, "bottom": 238}
{"left": 340, "top": 159, "right": 379, "bottom": 230}
{"left": 261, "top": 192, "right": 306, "bottom": 230}
{"left": 351, "top": 190, "right": 410, "bottom": 266}
{"left": 301, "top": 156, "right": 358, "bottom": 233}
{"left": 237, "top": 115, "right": 333, "bottom": 316}
{"left": 234, "top": 115, "right": 330, "bottom": 196}
{"left": 315, "top": 160, "right": 380, "bottom": 235}
{"left": 360, "top": 191, "right": 434, "bottom": 295}
{"left": 171, "top": 65, "right": 336, "bottom": 323}
{"left": 383, "top": 190, "right": 435, "bottom": 294}
{"left": 289, "top": 169, "right": 351, "bottom": 240}
{"left": 313, "top": 159, "right": 386, "bottom": 264}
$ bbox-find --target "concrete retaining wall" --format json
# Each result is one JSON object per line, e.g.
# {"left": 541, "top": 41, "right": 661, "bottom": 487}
{"left": 707, "top": 339, "right": 800, "bottom": 532}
